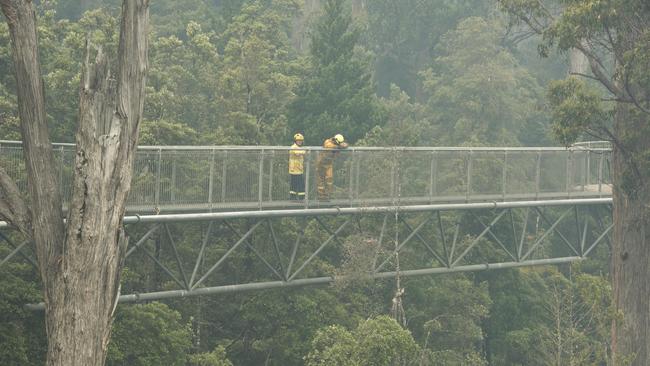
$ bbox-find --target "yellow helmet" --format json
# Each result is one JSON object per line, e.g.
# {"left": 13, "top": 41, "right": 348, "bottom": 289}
{"left": 293, "top": 133, "right": 304, "bottom": 141}
{"left": 334, "top": 134, "right": 345, "bottom": 144}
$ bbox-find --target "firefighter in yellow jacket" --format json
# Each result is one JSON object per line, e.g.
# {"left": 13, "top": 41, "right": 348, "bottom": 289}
{"left": 289, "top": 133, "right": 306, "bottom": 200}
{"left": 316, "top": 134, "right": 348, "bottom": 201}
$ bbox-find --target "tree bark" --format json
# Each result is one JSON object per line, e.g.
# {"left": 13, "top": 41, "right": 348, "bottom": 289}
{"left": 610, "top": 101, "right": 650, "bottom": 365}
{"left": 0, "top": 0, "right": 149, "bottom": 365}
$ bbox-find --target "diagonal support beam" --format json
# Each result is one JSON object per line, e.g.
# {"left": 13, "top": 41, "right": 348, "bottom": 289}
{"left": 164, "top": 224, "right": 189, "bottom": 289}
{"left": 267, "top": 219, "right": 286, "bottom": 281}
{"left": 398, "top": 216, "right": 447, "bottom": 267}
{"left": 288, "top": 217, "right": 352, "bottom": 281}
{"left": 139, "top": 246, "right": 187, "bottom": 290}
{"left": 534, "top": 207, "right": 580, "bottom": 256}
{"left": 192, "top": 220, "right": 264, "bottom": 289}
{"left": 521, "top": 208, "right": 573, "bottom": 261}
{"left": 451, "top": 210, "right": 508, "bottom": 267}
{"left": 437, "top": 212, "right": 449, "bottom": 266}
{"left": 315, "top": 216, "right": 347, "bottom": 248}
{"left": 224, "top": 221, "right": 284, "bottom": 282}
{"left": 470, "top": 211, "right": 517, "bottom": 262}
{"left": 189, "top": 221, "right": 213, "bottom": 287}
{"left": 518, "top": 208, "right": 530, "bottom": 261}
{"left": 0, "top": 240, "right": 30, "bottom": 268}
{"left": 126, "top": 224, "right": 160, "bottom": 258}
{"left": 374, "top": 214, "right": 390, "bottom": 271}
{"left": 375, "top": 215, "right": 432, "bottom": 273}
{"left": 449, "top": 222, "right": 460, "bottom": 265}
{"left": 0, "top": 231, "right": 37, "bottom": 269}
{"left": 584, "top": 222, "right": 613, "bottom": 257}
{"left": 286, "top": 220, "right": 304, "bottom": 279}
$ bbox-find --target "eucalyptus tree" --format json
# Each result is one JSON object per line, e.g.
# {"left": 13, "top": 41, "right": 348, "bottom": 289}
{"left": 498, "top": 1, "right": 650, "bottom": 363}
{"left": 0, "top": 1, "right": 149, "bottom": 365}
{"left": 421, "top": 16, "right": 545, "bottom": 146}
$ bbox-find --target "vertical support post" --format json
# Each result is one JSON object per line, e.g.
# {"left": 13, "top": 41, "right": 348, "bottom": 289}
{"left": 390, "top": 151, "right": 396, "bottom": 201}
{"left": 171, "top": 151, "right": 177, "bottom": 203}
{"left": 535, "top": 151, "right": 541, "bottom": 199}
{"left": 304, "top": 150, "right": 310, "bottom": 209}
{"left": 354, "top": 152, "right": 360, "bottom": 201}
{"left": 221, "top": 151, "right": 228, "bottom": 203}
{"left": 566, "top": 150, "right": 572, "bottom": 198}
{"left": 466, "top": 150, "right": 472, "bottom": 201}
{"left": 348, "top": 150, "right": 354, "bottom": 204}
{"left": 59, "top": 145, "right": 65, "bottom": 198}
{"left": 268, "top": 150, "right": 274, "bottom": 202}
{"left": 502, "top": 151, "right": 507, "bottom": 200}
{"left": 258, "top": 149, "right": 265, "bottom": 209}
{"left": 586, "top": 150, "right": 591, "bottom": 187}
{"left": 429, "top": 152, "right": 436, "bottom": 202}
{"left": 155, "top": 148, "right": 162, "bottom": 207}
{"left": 208, "top": 149, "right": 215, "bottom": 208}
{"left": 598, "top": 152, "right": 604, "bottom": 195}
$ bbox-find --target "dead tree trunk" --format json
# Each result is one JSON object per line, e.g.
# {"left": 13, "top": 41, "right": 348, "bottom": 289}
{"left": 0, "top": 0, "right": 149, "bottom": 365}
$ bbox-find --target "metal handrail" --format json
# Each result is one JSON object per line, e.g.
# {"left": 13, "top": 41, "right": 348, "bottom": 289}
{"left": 0, "top": 140, "right": 613, "bottom": 212}
{"left": 0, "top": 140, "right": 613, "bottom": 152}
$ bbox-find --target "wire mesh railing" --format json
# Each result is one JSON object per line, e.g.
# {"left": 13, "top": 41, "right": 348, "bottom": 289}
{"left": 0, "top": 141, "right": 612, "bottom": 212}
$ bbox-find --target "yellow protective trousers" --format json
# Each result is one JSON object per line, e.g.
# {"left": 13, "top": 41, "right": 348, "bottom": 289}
{"left": 316, "top": 162, "right": 333, "bottom": 200}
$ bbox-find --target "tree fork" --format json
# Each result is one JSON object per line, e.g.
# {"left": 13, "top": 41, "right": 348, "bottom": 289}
{"left": 0, "top": 0, "right": 149, "bottom": 365}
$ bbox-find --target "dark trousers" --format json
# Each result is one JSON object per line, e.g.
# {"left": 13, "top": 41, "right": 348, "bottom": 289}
{"left": 290, "top": 174, "right": 305, "bottom": 200}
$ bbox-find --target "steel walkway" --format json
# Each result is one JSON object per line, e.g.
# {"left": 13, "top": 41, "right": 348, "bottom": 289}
{"left": 0, "top": 142, "right": 613, "bottom": 306}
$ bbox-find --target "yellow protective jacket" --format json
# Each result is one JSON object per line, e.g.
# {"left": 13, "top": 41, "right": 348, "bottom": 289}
{"left": 289, "top": 143, "right": 306, "bottom": 174}
{"left": 317, "top": 138, "right": 343, "bottom": 166}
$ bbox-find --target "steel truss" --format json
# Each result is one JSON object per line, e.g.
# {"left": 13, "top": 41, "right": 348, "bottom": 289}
{"left": 0, "top": 199, "right": 613, "bottom": 310}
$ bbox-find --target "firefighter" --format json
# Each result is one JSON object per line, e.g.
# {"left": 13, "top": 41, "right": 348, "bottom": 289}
{"left": 316, "top": 134, "right": 348, "bottom": 201}
{"left": 289, "top": 133, "right": 306, "bottom": 200}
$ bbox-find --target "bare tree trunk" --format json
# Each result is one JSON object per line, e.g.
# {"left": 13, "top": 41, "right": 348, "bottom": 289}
{"left": 0, "top": 0, "right": 149, "bottom": 365}
{"left": 291, "top": 0, "right": 321, "bottom": 52}
{"left": 568, "top": 48, "right": 588, "bottom": 76}
{"left": 610, "top": 102, "right": 650, "bottom": 365}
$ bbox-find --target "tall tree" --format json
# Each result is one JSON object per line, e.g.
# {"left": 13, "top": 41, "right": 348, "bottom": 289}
{"left": 364, "top": 0, "right": 490, "bottom": 99}
{"left": 421, "top": 16, "right": 546, "bottom": 146}
{"left": 498, "top": 0, "right": 650, "bottom": 363}
{"left": 288, "top": 0, "right": 385, "bottom": 143}
{"left": 0, "top": 0, "right": 149, "bottom": 365}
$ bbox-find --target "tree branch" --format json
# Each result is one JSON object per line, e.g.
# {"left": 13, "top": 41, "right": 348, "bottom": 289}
{"left": 623, "top": 69, "right": 650, "bottom": 115}
{"left": 569, "top": 72, "right": 601, "bottom": 82}
{"left": 573, "top": 44, "right": 624, "bottom": 97}
{"left": 0, "top": 165, "right": 31, "bottom": 236}
{"left": 1, "top": 0, "right": 65, "bottom": 260}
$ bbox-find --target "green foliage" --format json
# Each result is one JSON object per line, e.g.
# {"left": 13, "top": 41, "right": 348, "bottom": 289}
{"left": 304, "top": 325, "right": 357, "bottom": 366}
{"left": 422, "top": 17, "right": 547, "bottom": 146}
{"left": 107, "top": 302, "right": 192, "bottom": 366}
{"left": 139, "top": 119, "right": 199, "bottom": 145}
{"left": 215, "top": 0, "right": 302, "bottom": 144}
{"left": 305, "top": 316, "right": 418, "bottom": 366}
{"left": 188, "top": 346, "right": 233, "bottom": 366}
{"left": 359, "top": 84, "right": 433, "bottom": 146}
{"left": 499, "top": 0, "right": 650, "bottom": 146}
{"left": 364, "top": 0, "right": 491, "bottom": 98}
{"left": 288, "top": 0, "right": 385, "bottom": 143}
{"left": 483, "top": 267, "right": 615, "bottom": 365}
{"left": 547, "top": 78, "right": 610, "bottom": 146}
{"left": 0, "top": 265, "right": 44, "bottom": 366}
{"left": 405, "top": 275, "right": 490, "bottom": 365}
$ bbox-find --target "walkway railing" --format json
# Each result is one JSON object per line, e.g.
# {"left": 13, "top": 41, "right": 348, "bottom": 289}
{"left": 0, "top": 141, "right": 612, "bottom": 212}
